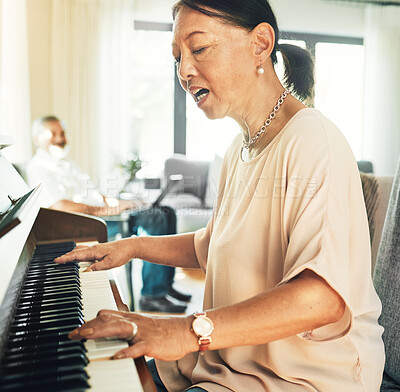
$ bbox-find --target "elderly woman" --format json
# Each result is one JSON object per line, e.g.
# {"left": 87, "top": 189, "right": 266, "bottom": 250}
{"left": 56, "top": 0, "right": 385, "bottom": 391}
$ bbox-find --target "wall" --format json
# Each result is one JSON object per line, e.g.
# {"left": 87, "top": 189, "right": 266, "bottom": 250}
{"left": 24, "top": 0, "right": 399, "bottom": 176}
{"left": 271, "top": 0, "right": 364, "bottom": 37}
{"left": 134, "top": 0, "right": 366, "bottom": 37}
{"left": 26, "top": 0, "right": 52, "bottom": 122}
{"left": 26, "top": 0, "right": 367, "bottom": 126}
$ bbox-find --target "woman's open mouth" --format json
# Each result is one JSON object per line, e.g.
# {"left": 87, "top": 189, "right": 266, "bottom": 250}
{"left": 193, "top": 88, "right": 209, "bottom": 104}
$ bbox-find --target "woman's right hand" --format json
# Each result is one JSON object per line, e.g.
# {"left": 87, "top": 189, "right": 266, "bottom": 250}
{"left": 54, "top": 238, "right": 136, "bottom": 271}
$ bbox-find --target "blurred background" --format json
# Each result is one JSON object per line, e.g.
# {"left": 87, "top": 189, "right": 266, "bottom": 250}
{"left": 0, "top": 0, "right": 399, "bottom": 195}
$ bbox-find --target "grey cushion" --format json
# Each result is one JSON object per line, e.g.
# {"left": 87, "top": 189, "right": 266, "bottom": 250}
{"left": 373, "top": 158, "right": 400, "bottom": 390}
{"left": 358, "top": 160, "right": 374, "bottom": 173}
{"left": 360, "top": 172, "right": 379, "bottom": 244}
{"left": 164, "top": 154, "right": 209, "bottom": 203}
{"left": 372, "top": 177, "right": 394, "bottom": 271}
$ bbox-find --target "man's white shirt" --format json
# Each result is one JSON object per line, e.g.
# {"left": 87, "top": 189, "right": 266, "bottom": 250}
{"left": 26, "top": 149, "right": 104, "bottom": 208}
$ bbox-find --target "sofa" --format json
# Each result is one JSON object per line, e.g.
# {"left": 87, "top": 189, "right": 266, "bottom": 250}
{"left": 372, "top": 159, "right": 400, "bottom": 391}
{"left": 160, "top": 154, "right": 223, "bottom": 233}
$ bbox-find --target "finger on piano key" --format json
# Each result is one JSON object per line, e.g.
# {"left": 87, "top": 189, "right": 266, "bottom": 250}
{"left": 54, "top": 245, "right": 104, "bottom": 265}
{"left": 84, "top": 339, "right": 129, "bottom": 360}
{"left": 1, "top": 240, "right": 147, "bottom": 392}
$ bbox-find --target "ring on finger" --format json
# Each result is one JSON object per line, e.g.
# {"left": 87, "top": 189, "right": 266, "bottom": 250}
{"left": 124, "top": 320, "right": 138, "bottom": 342}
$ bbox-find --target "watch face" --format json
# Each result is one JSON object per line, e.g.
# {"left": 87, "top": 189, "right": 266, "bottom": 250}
{"left": 193, "top": 317, "right": 213, "bottom": 336}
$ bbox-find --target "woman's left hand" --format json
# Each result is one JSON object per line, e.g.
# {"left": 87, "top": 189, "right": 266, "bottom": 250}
{"left": 68, "top": 310, "right": 198, "bottom": 361}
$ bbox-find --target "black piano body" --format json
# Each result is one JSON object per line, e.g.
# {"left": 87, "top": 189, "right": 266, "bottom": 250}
{"left": 0, "top": 137, "right": 155, "bottom": 391}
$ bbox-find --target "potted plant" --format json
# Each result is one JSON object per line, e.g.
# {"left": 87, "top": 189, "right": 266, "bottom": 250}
{"left": 116, "top": 152, "right": 143, "bottom": 193}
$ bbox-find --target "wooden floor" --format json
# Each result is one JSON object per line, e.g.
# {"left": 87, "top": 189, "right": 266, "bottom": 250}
{"left": 113, "top": 261, "right": 206, "bottom": 315}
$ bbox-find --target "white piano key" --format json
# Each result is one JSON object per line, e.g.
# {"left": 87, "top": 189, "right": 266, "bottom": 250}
{"left": 85, "top": 338, "right": 129, "bottom": 360}
{"left": 79, "top": 268, "right": 117, "bottom": 320}
{"left": 77, "top": 263, "right": 144, "bottom": 391}
{"left": 86, "top": 358, "right": 143, "bottom": 392}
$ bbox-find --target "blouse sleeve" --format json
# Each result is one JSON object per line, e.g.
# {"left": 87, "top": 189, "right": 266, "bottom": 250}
{"left": 278, "top": 113, "right": 371, "bottom": 342}
{"left": 194, "top": 217, "right": 213, "bottom": 273}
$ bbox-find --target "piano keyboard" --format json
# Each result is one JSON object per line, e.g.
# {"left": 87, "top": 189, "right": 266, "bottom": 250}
{"left": 0, "top": 241, "right": 143, "bottom": 391}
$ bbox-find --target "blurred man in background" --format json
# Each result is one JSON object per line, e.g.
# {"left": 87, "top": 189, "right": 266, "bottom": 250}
{"left": 26, "top": 115, "right": 191, "bottom": 313}
{"left": 27, "top": 115, "right": 135, "bottom": 216}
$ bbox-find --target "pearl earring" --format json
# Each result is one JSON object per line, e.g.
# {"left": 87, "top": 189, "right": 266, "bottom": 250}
{"left": 257, "top": 66, "right": 264, "bottom": 75}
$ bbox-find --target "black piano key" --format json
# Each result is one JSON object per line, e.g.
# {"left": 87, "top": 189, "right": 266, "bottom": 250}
{"left": 23, "top": 275, "right": 79, "bottom": 285}
{"left": 24, "top": 276, "right": 79, "bottom": 284}
{"left": 13, "top": 308, "right": 83, "bottom": 323}
{"left": 15, "top": 302, "right": 82, "bottom": 315}
{"left": 21, "top": 286, "right": 82, "bottom": 298}
{"left": 6, "top": 326, "right": 80, "bottom": 348}
{"left": 16, "top": 300, "right": 82, "bottom": 312}
{"left": 19, "top": 287, "right": 80, "bottom": 297}
{"left": 21, "top": 282, "right": 80, "bottom": 293}
{"left": 25, "top": 270, "right": 79, "bottom": 279}
{"left": 28, "top": 262, "right": 78, "bottom": 270}
{"left": 0, "top": 241, "right": 104, "bottom": 392}
{"left": 10, "top": 315, "right": 84, "bottom": 332}
{"left": 11, "top": 314, "right": 83, "bottom": 327}
{"left": 3, "top": 345, "right": 86, "bottom": 363}
{"left": 15, "top": 307, "right": 82, "bottom": 321}
{"left": 0, "top": 361, "right": 88, "bottom": 378}
{"left": 0, "top": 367, "right": 89, "bottom": 391}
{"left": 21, "top": 280, "right": 80, "bottom": 291}
{"left": 34, "top": 248, "right": 77, "bottom": 257}
{"left": 27, "top": 263, "right": 78, "bottom": 272}
{"left": 0, "top": 376, "right": 89, "bottom": 392}
{"left": 33, "top": 241, "right": 75, "bottom": 254}
{"left": 5, "top": 339, "right": 86, "bottom": 355}
{"left": 2, "top": 352, "right": 89, "bottom": 372}
{"left": 16, "top": 300, "right": 82, "bottom": 314}
{"left": 27, "top": 265, "right": 78, "bottom": 274}
{"left": 19, "top": 289, "right": 81, "bottom": 300}
{"left": 29, "top": 257, "right": 77, "bottom": 265}
{"left": 13, "top": 310, "right": 83, "bottom": 322}
{"left": 9, "top": 322, "right": 82, "bottom": 338}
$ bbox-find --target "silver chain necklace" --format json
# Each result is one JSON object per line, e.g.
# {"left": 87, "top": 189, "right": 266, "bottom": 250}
{"left": 242, "top": 90, "right": 291, "bottom": 150}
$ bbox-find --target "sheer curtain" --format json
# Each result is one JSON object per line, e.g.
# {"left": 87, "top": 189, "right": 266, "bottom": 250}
{"left": 96, "top": 0, "right": 135, "bottom": 195}
{"left": 51, "top": 0, "right": 134, "bottom": 186}
{"left": 363, "top": 5, "right": 400, "bottom": 176}
{"left": 0, "top": 0, "right": 31, "bottom": 163}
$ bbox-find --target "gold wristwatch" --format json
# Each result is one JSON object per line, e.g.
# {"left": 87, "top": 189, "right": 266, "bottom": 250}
{"left": 191, "top": 312, "right": 214, "bottom": 352}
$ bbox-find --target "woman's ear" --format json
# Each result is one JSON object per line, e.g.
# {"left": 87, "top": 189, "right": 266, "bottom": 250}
{"left": 252, "top": 22, "right": 275, "bottom": 65}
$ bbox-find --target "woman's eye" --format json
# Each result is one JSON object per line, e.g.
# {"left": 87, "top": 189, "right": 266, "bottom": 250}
{"left": 193, "top": 47, "right": 206, "bottom": 55}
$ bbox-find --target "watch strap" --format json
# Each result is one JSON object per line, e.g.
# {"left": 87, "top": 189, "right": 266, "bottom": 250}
{"left": 198, "top": 336, "right": 212, "bottom": 351}
{"left": 192, "top": 312, "right": 214, "bottom": 353}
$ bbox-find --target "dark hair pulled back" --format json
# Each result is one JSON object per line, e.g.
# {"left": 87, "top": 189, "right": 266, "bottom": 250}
{"left": 172, "top": 0, "right": 314, "bottom": 101}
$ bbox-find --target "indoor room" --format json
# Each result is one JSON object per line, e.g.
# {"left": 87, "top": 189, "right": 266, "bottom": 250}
{"left": 0, "top": 0, "right": 399, "bottom": 390}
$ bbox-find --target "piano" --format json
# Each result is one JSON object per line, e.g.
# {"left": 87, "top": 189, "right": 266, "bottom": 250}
{"left": 0, "top": 136, "right": 156, "bottom": 391}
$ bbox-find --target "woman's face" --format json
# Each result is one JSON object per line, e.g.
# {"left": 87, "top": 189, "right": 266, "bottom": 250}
{"left": 172, "top": 6, "right": 256, "bottom": 120}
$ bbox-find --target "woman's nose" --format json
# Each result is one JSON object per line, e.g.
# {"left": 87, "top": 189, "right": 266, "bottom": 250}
{"left": 177, "top": 55, "right": 196, "bottom": 82}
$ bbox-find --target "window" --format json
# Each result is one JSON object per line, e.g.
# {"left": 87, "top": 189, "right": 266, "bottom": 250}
{"left": 280, "top": 33, "right": 365, "bottom": 160}
{"left": 314, "top": 42, "right": 365, "bottom": 159}
{"left": 130, "top": 28, "right": 175, "bottom": 170}
{"left": 185, "top": 96, "right": 239, "bottom": 161}
{"left": 132, "top": 23, "right": 365, "bottom": 163}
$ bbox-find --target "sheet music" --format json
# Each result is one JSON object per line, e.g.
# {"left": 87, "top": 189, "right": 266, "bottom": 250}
{"left": 0, "top": 139, "right": 40, "bottom": 303}
{"left": 0, "top": 196, "right": 41, "bottom": 303}
{"left": 0, "top": 148, "right": 29, "bottom": 202}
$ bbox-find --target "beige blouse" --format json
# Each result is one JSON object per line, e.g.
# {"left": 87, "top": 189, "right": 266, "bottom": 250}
{"left": 156, "top": 108, "right": 385, "bottom": 391}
